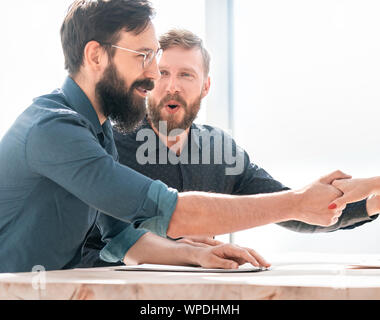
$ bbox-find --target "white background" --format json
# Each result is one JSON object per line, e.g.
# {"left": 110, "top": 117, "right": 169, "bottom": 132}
{"left": 232, "top": 0, "right": 380, "bottom": 254}
{"left": 0, "top": 1, "right": 379, "bottom": 256}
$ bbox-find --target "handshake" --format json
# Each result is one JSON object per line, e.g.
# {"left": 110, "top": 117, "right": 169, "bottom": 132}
{"left": 123, "top": 170, "right": 380, "bottom": 271}
{"left": 294, "top": 170, "right": 380, "bottom": 226}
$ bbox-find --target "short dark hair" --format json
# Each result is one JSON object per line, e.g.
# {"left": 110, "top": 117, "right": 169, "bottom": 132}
{"left": 60, "top": 0, "right": 155, "bottom": 76}
{"left": 159, "top": 29, "right": 211, "bottom": 76}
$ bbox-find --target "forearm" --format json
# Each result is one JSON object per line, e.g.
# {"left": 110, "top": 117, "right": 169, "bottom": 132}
{"left": 366, "top": 194, "right": 380, "bottom": 216}
{"left": 167, "top": 190, "right": 297, "bottom": 238}
{"left": 369, "top": 177, "right": 380, "bottom": 194}
{"left": 352, "top": 176, "right": 380, "bottom": 196}
{"left": 123, "top": 232, "right": 200, "bottom": 266}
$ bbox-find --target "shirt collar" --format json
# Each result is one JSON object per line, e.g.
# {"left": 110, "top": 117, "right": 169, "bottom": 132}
{"left": 61, "top": 76, "right": 104, "bottom": 135}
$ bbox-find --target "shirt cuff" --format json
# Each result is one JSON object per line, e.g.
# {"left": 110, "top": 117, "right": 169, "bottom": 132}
{"left": 339, "top": 199, "right": 378, "bottom": 230}
{"left": 99, "top": 224, "right": 148, "bottom": 263}
{"left": 99, "top": 180, "right": 178, "bottom": 263}
{"left": 137, "top": 180, "right": 178, "bottom": 238}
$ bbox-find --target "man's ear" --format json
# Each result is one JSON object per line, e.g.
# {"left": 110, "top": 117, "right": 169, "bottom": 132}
{"left": 201, "top": 76, "right": 211, "bottom": 99}
{"left": 83, "top": 41, "right": 108, "bottom": 73}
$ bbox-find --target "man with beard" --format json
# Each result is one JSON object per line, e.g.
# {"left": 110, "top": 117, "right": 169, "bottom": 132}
{"left": 0, "top": 0, "right": 272, "bottom": 273}
{"left": 79, "top": 29, "right": 379, "bottom": 268}
{"left": 0, "top": 1, "right": 367, "bottom": 273}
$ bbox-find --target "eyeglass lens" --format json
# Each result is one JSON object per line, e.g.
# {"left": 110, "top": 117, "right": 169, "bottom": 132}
{"left": 143, "top": 49, "right": 162, "bottom": 68}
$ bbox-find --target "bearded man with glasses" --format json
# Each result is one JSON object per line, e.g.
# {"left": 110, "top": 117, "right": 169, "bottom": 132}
{"left": 0, "top": 0, "right": 269, "bottom": 273}
{"left": 0, "top": 0, "right": 365, "bottom": 273}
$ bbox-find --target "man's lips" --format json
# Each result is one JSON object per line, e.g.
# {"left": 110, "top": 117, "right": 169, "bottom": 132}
{"left": 134, "top": 79, "right": 155, "bottom": 97}
{"left": 135, "top": 86, "right": 150, "bottom": 97}
{"left": 166, "top": 100, "right": 181, "bottom": 107}
{"left": 163, "top": 100, "right": 182, "bottom": 114}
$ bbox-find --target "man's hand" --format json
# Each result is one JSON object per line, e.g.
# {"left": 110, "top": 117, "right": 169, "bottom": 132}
{"left": 294, "top": 170, "right": 351, "bottom": 226}
{"left": 176, "top": 237, "right": 271, "bottom": 269}
{"left": 176, "top": 236, "right": 223, "bottom": 247}
{"left": 123, "top": 232, "right": 269, "bottom": 269}
{"left": 195, "top": 243, "right": 271, "bottom": 269}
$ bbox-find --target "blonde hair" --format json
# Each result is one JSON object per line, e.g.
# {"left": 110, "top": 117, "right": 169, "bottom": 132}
{"left": 159, "top": 29, "right": 211, "bottom": 76}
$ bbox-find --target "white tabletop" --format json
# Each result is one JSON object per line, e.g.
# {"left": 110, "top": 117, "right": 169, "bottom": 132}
{"left": 1, "top": 252, "right": 380, "bottom": 300}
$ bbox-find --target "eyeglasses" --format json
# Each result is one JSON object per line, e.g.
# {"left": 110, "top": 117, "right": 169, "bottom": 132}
{"left": 110, "top": 44, "right": 163, "bottom": 69}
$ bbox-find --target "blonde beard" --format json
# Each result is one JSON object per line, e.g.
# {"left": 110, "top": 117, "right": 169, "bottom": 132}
{"left": 147, "top": 96, "right": 201, "bottom": 134}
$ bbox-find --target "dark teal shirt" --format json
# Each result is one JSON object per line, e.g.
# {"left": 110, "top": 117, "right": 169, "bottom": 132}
{"left": 0, "top": 77, "right": 177, "bottom": 273}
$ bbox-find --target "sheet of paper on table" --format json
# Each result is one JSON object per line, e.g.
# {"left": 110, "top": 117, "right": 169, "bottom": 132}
{"left": 347, "top": 259, "right": 380, "bottom": 269}
{"left": 116, "top": 263, "right": 268, "bottom": 273}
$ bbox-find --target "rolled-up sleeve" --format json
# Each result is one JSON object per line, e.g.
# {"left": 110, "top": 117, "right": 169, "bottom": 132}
{"left": 99, "top": 223, "right": 149, "bottom": 263}
{"left": 99, "top": 180, "right": 178, "bottom": 263}
{"left": 25, "top": 113, "right": 178, "bottom": 237}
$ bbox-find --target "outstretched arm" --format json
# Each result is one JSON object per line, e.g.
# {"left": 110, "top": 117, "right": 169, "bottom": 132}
{"left": 165, "top": 170, "right": 349, "bottom": 238}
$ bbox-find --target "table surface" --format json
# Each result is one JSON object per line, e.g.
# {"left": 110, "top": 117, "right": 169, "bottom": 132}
{"left": 1, "top": 252, "right": 380, "bottom": 300}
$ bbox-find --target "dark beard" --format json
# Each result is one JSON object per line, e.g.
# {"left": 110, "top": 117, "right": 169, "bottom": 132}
{"left": 148, "top": 93, "right": 201, "bottom": 135}
{"left": 95, "top": 62, "right": 154, "bottom": 134}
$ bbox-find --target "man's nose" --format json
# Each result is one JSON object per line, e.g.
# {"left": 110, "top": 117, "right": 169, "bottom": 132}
{"left": 143, "top": 58, "right": 161, "bottom": 82}
{"left": 166, "top": 76, "right": 181, "bottom": 94}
